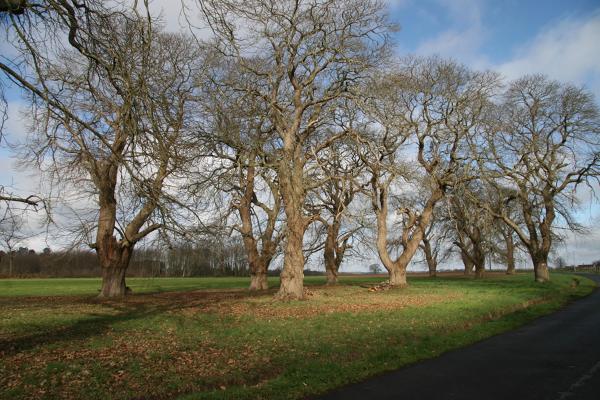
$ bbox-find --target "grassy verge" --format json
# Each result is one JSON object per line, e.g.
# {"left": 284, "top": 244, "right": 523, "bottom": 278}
{"left": 0, "top": 273, "right": 595, "bottom": 400}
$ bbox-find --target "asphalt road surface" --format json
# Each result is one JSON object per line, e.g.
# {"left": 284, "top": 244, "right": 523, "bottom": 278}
{"left": 316, "top": 274, "right": 600, "bottom": 400}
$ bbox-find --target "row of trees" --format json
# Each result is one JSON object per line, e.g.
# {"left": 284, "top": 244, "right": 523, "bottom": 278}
{"left": 1, "top": 0, "right": 598, "bottom": 298}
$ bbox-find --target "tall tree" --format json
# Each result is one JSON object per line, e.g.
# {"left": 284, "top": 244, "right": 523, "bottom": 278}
{"left": 313, "top": 141, "right": 364, "bottom": 284}
{"left": 200, "top": 56, "right": 284, "bottom": 291}
{"left": 358, "top": 57, "right": 499, "bottom": 286}
{"left": 199, "top": 0, "right": 393, "bottom": 299}
{"left": 478, "top": 75, "right": 600, "bottom": 282}
{"left": 418, "top": 202, "right": 450, "bottom": 277}
{"left": 447, "top": 185, "right": 493, "bottom": 278}
{"left": 5, "top": 3, "right": 203, "bottom": 296}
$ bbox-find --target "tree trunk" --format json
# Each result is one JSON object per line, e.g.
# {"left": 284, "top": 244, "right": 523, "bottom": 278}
{"left": 249, "top": 269, "right": 269, "bottom": 291}
{"left": 99, "top": 262, "right": 128, "bottom": 297}
{"left": 276, "top": 213, "right": 305, "bottom": 300}
{"left": 326, "top": 268, "right": 338, "bottom": 285}
{"left": 461, "top": 251, "right": 474, "bottom": 275}
{"left": 277, "top": 224, "right": 305, "bottom": 299}
{"left": 236, "top": 160, "right": 271, "bottom": 291}
{"left": 98, "top": 241, "right": 133, "bottom": 298}
{"left": 324, "top": 223, "right": 339, "bottom": 285}
{"left": 95, "top": 172, "right": 134, "bottom": 298}
{"left": 474, "top": 262, "right": 485, "bottom": 278}
{"left": 505, "top": 233, "right": 516, "bottom": 275}
{"left": 534, "top": 261, "right": 550, "bottom": 282}
{"left": 389, "top": 264, "right": 407, "bottom": 287}
{"left": 276, "top": 157, "right": 307, "bottom": 300}
{"left": 473, "top": 248, "right": 485, "bottom": 279}
{"left": 423, "top": 239, "right": 437, "bottom": 277}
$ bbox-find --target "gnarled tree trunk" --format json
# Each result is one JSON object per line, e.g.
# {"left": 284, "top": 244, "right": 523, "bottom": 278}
{"left": 97, "top": 235, "right": 134, "bottom": 298}
{"left": 275, "top": 140, "right": 309, "bottom": 299}
{"left": 534, "top": 258, "right": 550, "bottom": 282}
{"left": 323, "top": 222, "right": 346, "bottom": 285}
{"left": 422, "top": 238, "right": 437, "bottom": 277}
{"left": 461, "top": 251, "right": 474, "bottom": 275}
{"left": 277, "top": 167, "right": 307, "bottom": 299}
{"left": 235, "top": 159, "right": 279, "bottom": 291}
{"left": 323, "top": 224, "right": 337, "bottom": 285}
{"left": 278, "top": 220, "right": 305, "bottom": 299}
{"left": 473, "top": 243, "right": 485, "bottom": 279}
{"left": 249, "top": 268, "right": 269, "bottom": 291}
{"left": 95, "top": 167, "right": 134, "bottom": 298}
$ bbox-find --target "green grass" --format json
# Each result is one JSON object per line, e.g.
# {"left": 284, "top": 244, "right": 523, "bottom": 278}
{"left": 0, "top": 275, "right": 362, "bottom": 297}
{"left": 0, "top": 273, "right": 595, "bottom": 400}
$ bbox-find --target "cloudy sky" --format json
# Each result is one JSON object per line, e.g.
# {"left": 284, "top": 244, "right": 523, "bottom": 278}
{"left": 1, "top": 0, "right": 599, "bottom": 267}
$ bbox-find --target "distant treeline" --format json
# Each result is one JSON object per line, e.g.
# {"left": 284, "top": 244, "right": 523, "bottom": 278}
{"left": 0, "top": 239, "right": 267, "bottom": 278}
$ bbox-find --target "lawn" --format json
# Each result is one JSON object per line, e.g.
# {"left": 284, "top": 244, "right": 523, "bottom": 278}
{"left": 0, "top": 273, "right": 595, "bottom": 400}
{"left": 0, "top": 275, "right": 356, "bottom": 297}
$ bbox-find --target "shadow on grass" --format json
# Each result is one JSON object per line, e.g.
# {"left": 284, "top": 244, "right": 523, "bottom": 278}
{"left": 0, "top": 288, "right": 276, "bottom": 356}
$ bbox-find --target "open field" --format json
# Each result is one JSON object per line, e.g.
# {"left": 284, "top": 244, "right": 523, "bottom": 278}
{"left": 0, "top": 273, "right": 595, "bottom": 400}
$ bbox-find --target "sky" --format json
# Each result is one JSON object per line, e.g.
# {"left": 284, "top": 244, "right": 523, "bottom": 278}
{"left": 1, "top": 0, "right": 600, "bottom": 269}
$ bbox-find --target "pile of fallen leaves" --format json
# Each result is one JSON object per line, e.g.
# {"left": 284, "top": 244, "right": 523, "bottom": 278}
{"left": 364, "top": 280, "right": 396, "bottom": 292}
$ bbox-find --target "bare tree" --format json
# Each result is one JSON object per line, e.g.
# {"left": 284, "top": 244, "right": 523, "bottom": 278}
{"left": 0, "top": 208, "right": 26, "bottom": 276}
{"left": 199, "top": 57, "right": 284, "bottom": 291}
{"left": 447, "top": 186, "right": 493, "bottom": 278}
{"left": 5, "top": 3, "right": 204, "bottom": 296}
{"left": 477, "top": 75, "right": 600, "bottom": 282}
{"left": 312, "top": 141, "right": 364, "bottom": 284}
{"left": 357, "top": 57, "right": 499, "bottom": 287}
{"left": 483, "top": 184, "right": 524, "bottom": 275}
{"left": 418, "top": 202, "right": 451, "bottom": 277}
{"left": 198, "top": 0, "right": 394, "bottom": 299}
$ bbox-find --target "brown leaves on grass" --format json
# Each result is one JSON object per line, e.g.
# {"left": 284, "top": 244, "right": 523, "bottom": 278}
{"left": 0, "top": 284, "right": 464, "bottom": 400}
{"left": 210, "top": 286, "right": 464, "bottom": 320}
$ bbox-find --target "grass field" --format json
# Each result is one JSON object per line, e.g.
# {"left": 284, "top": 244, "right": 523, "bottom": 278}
{"left": 0, "top": 276, "right": 295, "bottom": 297}
{"left": 0, "top": 273, "right": 595, "bottom": 400}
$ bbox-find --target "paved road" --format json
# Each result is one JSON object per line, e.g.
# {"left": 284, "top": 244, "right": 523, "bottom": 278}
{"left": 316, "top": 274, "right": 600, "bottom": 400}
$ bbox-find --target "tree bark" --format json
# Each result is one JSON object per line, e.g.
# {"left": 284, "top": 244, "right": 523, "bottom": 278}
{"left": 389, "top": 265, "right": 408, "bottom": 287}
{"left": 473, "top": 245, "right": 485, "bottom": 279}
{"left": 99, "top": 259, "right": 129, "bottom": 297}
{"left": 324, "top": 223, "right": 340, "bottom": 285}
{"left": 277, "top": 223, "right": 305, "bottom": 299}
{"left": 375, "top": 210, "right": 408, "bottom": 288}
{"left": 534, "top": 261, "right": 550, "bottom": 282}
{"left": 97, "top": 236, "right": 133, "bottom": 298}
{"left": 474, "top": 262, "right": 485, "bottom": 278}
{"left": 276, "top": 155, "right": 308, "bottom": 300}
{"left": 95, "top": 164, "right": 134, "bottom": 298}
{"left": 461, "top": 251, "right": 474, "bottom": 275}
{"left": 422, "top": 239, "right": 437, "bottom": 277}
{"left": 326, "top": 267, "right": 338, "bottom": 285}
{"left": 249, "top": 269, "right": 269, "bottom": 291}
{"left": 505, "top": 233, "right": 516, "bottom": 275}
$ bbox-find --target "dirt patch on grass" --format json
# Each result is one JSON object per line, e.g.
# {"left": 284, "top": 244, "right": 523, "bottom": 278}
{"left": 200, "top": 286, "right": 465, "bottom": 319}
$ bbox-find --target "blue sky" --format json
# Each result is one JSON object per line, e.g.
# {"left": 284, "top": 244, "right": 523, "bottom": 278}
{"left": 1, "top": 0, "right": 600, "bottom": 265}
{"left": 392, "top": 0, "right": 599, "bottom": 61}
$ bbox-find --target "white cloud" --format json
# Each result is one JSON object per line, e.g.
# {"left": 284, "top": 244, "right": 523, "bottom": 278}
{"left": 497, "top": 12, "right": 600, "bottom": 97}
{"left": 145, "top": 0, "right": 213, "bottom": 39}
{"left": 559, "top": 228, "right": 600, "bottom": 265}
{"left": 413, "top": 0, "right": 490, "bottom": 68}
